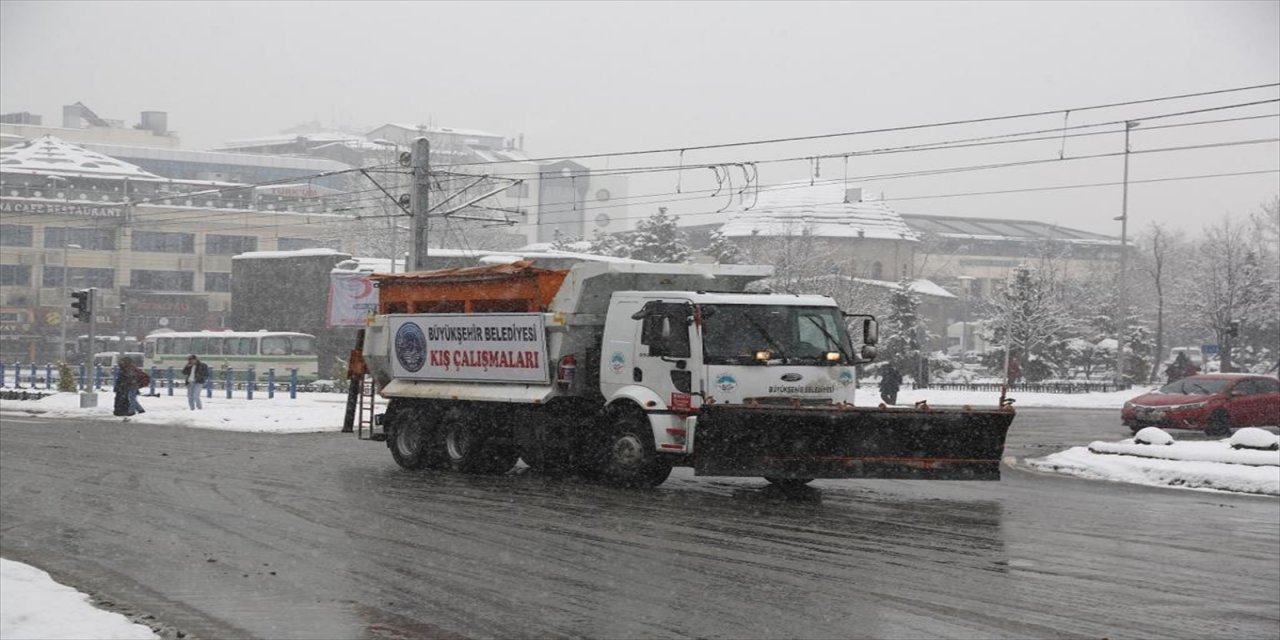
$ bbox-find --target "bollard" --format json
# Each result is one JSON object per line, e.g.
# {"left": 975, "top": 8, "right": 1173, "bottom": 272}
{"left": 149, "top": 367, "right": 158, "bottom": 396}
{"left": 246, "top": 367, "right": 254, "bottom": 400}
{"left": 0, "top": 362, "right": 6, "bottom": 388}
{"left": 14, "top": 362, "right": 21, "bottom": 388}
{"left": 30, "top": 363, "right": 37, "bottom": 389}
{"left": 206, "top": 375, "right": 212, "bottom": 398}
{"left": 94, "top": 365, "right": 102, "bottom": 390}
{"left": 167, "top": 367, "right": 175, "bottom": 396}
{"left": 79, "top": 364, "right": 86, "bottom": 391}
{"left": 268, "top": 368, "right": 275, "bottom": 399}
{"left": 225, "top": 367, "right": 234, "bottom": 399}
{"left": 45, "top": 364, "right": 53, "bottom": 390}
{"left": 289, "top": 369, "right": 298, "bottom": 400}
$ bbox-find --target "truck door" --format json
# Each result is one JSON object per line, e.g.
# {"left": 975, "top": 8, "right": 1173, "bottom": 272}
{"left": 633, "top": 300, "right": 700, "bottom": 410}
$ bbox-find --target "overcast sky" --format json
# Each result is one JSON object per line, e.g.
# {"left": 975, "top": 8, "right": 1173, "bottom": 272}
{"left": 2, "top": 1, "right": 1277, "bottom": 237}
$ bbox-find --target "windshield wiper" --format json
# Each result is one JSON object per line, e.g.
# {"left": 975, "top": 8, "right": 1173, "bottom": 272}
{"left": 736, "top": 309, "right": 789, "bottom": 362}
{"left": 803, "top": 315, "right": 852, "bottom": 363}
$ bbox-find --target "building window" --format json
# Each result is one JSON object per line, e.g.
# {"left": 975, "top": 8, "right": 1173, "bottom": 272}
{"left": 870, "top": 261, "right": 883, "bottom": 280}
{"left": 0, "top": 224, "right": 34, "bottom": 247}
{"left": 205, "top": 234, "right": 258, "bottom": 255}
{"left": 43, "top": 267, "right": 115, "bottom": 289}
{"left": 132, "top": 231, "right": 195, "bottom": 253}
{"left": 205, "top": 272, "right": 232, "bottom": 292}
{"left": 277, "top": 237, "right": 341, "bottom": 251}
{"left": 44, "top": 227, "right": 116, "bottom": 250}
{"left": 130, "top": 269, "right": 194, "bottom": 292}
{"left": 0, "top": 264, "right": 32, "bottom": 286}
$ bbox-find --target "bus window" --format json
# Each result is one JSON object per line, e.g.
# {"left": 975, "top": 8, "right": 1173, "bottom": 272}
{"left": 173, "top": 337, "right": 191, "bottom": 355}
{"left": 144, "top": 341, "right": 155, "bottom": 360}
{"left": 191, "top": 337, "right": 209, "bottom": 354}
{"left": 262, "top": 336, "right": 289, "bottom": 356}
{"left": 289, "top": 336, "right": 316, "bottom": 355}
{"left": 157, "top": 338, "right": 171, "bottom": 354}
{"left": 226, "top": 338, "right": 246, "bottom": 355}
{"left": 205, "top": 338, "right": 223, "bottom": 355}
{"left": 242, "top": 338, "right": 259, "bottom": 355}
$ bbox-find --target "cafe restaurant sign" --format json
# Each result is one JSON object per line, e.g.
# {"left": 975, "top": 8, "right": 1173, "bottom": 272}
{"left": 0, "top": 198, "right": 122, "bottom": 218}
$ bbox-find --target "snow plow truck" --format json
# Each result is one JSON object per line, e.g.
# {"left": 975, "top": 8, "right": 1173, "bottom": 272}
{"left": 354, "top": 260, "right": 1015, "bottom": 488}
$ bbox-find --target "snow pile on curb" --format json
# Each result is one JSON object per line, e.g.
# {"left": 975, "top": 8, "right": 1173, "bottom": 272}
{"left": 1087, "top": 438, "right": 1279, "bottom": 466}
{"left": 1029, "top": 430, "right": 1280, "bottom": 496}
{"left": 0, "top": 558, "right": 158, "bottom": 639}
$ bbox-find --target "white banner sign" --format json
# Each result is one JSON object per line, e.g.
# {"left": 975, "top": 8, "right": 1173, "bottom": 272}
{"left": 389, "top": 313, "right": 549, "bottom": 383}
{"left": 327, "top": 272, "right": 379, "bottom": 327}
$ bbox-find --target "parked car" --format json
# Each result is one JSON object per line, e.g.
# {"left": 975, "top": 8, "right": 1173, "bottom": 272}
{"left": 1121, "top": 374, "right": 1280, "bottom": 436}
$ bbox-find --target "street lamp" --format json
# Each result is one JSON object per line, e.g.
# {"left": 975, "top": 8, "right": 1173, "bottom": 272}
{"left": 58, "top": 242, "right": 82, "bottom": 362}
{"left": 956, "top": 275, "right": 975, "bottom": 357}
{"left": 1114, "top": 121, "right": 1140, "bottom": 387}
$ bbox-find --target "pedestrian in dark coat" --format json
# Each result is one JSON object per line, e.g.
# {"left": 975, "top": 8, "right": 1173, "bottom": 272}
{"left": 879, "top": 364, "right": 903, "bottom": 405}
{"left": 113, "top": 357, "right": 145, "bottom": 418}
{"left": 1166, "top": 352, "right": 1192, "bottom": 385}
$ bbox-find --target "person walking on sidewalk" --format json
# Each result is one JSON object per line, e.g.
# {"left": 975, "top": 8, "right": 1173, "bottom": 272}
{"left": 182, "top": 354, "right": 210, "bottom": 410}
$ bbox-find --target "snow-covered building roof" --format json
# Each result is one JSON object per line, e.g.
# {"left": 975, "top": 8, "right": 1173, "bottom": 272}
{"left": 851, "top": 277, "right": 957, "bottom": 299}
{"left": 0, "top": 135, "right": 164, "bottom": 180}
{"left": 371, "top": 123, "right": 506, "bottom": 141}
{"left": 718, "top": 182, "right": 919, "bottom": 242}
{"left": 900, "top": 213, "right": 1120, "bottom": 246}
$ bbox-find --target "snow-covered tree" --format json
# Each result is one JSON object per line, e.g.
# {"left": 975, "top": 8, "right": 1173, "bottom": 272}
{"left": 980, "top": 266, "right": 1072, "bottom": 383}
{"left": 1181, "top": 214, "right": 1279, "bottom": 372}
{"left": 1136, "top": 222, "right": 1188, "bottom": 381}
{"left": 705, "top": 229, "right": 743, "bottom": 264}
{"left": 627, "top": 207, "right": 689, "bottom": 263}
{"left": 586, "top": 228, "right": 629, "bottom": 258}
{"left": 878, "top": 277, "right": 930, "bottom": 381}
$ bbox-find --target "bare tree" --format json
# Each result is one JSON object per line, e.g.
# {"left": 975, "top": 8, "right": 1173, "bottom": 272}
{"left": 1137, "top": 222, "right": 1186, "bottom": 381}
{"left": 1180, "top": 214, "right": 1277, "bottom": 372}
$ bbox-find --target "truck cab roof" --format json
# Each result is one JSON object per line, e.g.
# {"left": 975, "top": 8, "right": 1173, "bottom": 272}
{"left": 615, "top": 291, "right": 839, "bottom": 307}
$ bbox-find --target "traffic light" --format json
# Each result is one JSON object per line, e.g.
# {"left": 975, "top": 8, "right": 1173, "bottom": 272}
{"left": 70, "top": 289, "right": 93, "bottom": 323}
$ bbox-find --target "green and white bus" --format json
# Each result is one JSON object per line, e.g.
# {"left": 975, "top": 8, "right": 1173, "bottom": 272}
{"left": 143, "top": 330, "right": 320, "bottom": 381}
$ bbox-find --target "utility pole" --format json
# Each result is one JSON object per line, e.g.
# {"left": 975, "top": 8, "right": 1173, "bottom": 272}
{"left": 1114, "top": 121, "right": 1138, "bottom": 387}
{"left": 59, "top": 242, "right": 81, "bottom": 362}
{"left": 409, "top": 137, "right": 430, "bottom": 271}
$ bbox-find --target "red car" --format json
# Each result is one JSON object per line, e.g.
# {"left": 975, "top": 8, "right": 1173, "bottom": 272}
{"left": 1122, "top": 374, "right": 1280, "bottom": 436}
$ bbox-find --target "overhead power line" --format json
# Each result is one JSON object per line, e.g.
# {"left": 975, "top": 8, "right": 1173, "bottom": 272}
{"left": 451, "top": 82, "right": 1280, "bottom": 166}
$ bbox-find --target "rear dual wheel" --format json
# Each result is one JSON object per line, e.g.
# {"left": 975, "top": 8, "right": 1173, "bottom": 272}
{"left": 389, "top": 405, "right": 448, "bottom": 470}
{"left": 442, "top": 409, "right": 518, "bottom": 475}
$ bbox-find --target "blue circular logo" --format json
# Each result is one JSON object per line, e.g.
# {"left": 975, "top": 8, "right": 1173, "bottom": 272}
{"left": 395, "top": 322, "right": 427, "bottom": 373}
{"left": 838, "top": 369, "right": 854, "bottom": 387}
{"left": 715, "top": 373, "right": 737, "bottom": 392}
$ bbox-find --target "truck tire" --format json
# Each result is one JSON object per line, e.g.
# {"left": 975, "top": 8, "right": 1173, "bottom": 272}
{"left": 595, "top": 408, "right": 674, "bottom": 488}
{"left": 442, "top": 410, "right": 517, "bottom": 474}
{"left": 389, "top": 406, "right": 446, "bottom": 470}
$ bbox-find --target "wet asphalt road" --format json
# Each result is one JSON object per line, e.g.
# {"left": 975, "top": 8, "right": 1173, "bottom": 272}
{"left": 1, "top": 407, "right": 1278, "bottom": 640}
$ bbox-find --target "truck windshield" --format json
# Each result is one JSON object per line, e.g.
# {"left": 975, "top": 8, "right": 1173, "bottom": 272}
{"left": 701, "top": 305, "right": 852, "bottom": 365}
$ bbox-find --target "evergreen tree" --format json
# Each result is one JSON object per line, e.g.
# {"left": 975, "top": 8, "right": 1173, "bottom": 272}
{"left": 550, "top": 229, "right": 581, "bottom": 252}
{"left": 980, "top": 266, "right": 1071, "bottom": 382}
{"left": 627, "top": 207, "right": 689, "bottom": 263}
{"left": 706, "top": 229, "right": 743, "bottom": 264}
{"left": 56, "top": 362, "right": 76, "bottom": 392}
{"left": 878, "top": 278, "right": 929, "bottom": 380}
{"left": 586, "top": 228, "right": 629, "bottom": 258}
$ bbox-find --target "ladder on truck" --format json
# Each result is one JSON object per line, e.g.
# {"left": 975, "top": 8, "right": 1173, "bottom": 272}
{"left": 342, "top": 329, "right": 385, "bottom": 441}
{"left": 354, "top": 374, "right": 383, "bottom": 441}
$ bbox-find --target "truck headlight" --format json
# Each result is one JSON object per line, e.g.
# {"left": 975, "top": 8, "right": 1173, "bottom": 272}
{"left": 825, "top": 351, "right": 841, "bottom": 362}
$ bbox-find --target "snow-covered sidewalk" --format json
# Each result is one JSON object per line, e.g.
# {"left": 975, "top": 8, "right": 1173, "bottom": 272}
{"left": 0, "top": 558, "right": 158, "bottom": 640}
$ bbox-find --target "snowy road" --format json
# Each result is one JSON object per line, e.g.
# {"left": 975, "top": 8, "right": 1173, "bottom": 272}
{"left": 1, "top": 409, "right": 1277, "bottom": 639}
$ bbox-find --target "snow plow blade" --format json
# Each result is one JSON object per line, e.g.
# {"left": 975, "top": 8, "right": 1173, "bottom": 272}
{"left": 693, "top": 404, "right": 1015, "bottom": 481}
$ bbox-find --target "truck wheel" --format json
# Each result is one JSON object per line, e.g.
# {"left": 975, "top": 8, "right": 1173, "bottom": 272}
{"left": 443, "top": 411, "right": 517, "bottom": 474}
{"left": 597, "top": 409, "right": 673, "bottom": 488}
{"left": 1205, "top": 410, "right": 1232, "bottom": 437}
{"left": 389, "top": 406, "right": 444, "bottom": 470}
{"left": 765, "top": 477, "right": 814, "bottom": 490}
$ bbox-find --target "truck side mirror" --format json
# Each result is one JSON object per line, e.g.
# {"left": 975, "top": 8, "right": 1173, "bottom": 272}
{"left": 863, "top": 319, "right": 878, "bottom": 346}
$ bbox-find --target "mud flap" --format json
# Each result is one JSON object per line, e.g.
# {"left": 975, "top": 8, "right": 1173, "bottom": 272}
{"left": 693, "top": 405, "right": 1015, "bottom": 480}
